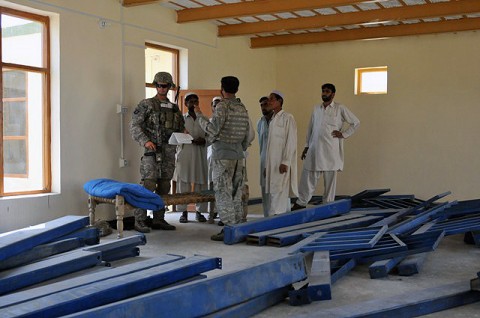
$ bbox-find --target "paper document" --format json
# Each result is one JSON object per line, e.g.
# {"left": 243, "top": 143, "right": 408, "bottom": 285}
{"left": 169, "top": 132, "right": 194, "bottom": 145}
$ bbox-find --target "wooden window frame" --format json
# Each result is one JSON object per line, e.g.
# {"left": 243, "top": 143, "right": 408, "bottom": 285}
{"left": 355, "top": 66, "right": 388, "bottom": 95}
{"left": 144, "top": 43, "right": 180, "bottom": 91}
{"left": 0, "top": 6, "right": 51, "bottom": 196}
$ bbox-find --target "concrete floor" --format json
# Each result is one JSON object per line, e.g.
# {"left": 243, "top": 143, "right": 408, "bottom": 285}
{"left": 104, "top": 204, "right": 480, "bottom": 317}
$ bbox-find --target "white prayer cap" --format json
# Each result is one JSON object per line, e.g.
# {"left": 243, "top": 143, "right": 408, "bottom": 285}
{"left": 212, "top": 96, "right": 222, "bottom": 103}
{"left": 271, "top": 90, "right": 284, "bottom": 99}
{"left": 184, "top": 92, "right": 197, "bottom": 101}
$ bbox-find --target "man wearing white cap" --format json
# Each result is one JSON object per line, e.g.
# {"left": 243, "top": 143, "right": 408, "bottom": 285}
{"left": 264, "top": 90, "right": 298, "bottom": 215}
{"left": 292, "top": 83, "right": 360, "bottom": 210}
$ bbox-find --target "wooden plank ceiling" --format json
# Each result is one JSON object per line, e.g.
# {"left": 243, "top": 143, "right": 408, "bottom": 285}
{"left": 121, "top": 0, "right": 480, "bottom": 48}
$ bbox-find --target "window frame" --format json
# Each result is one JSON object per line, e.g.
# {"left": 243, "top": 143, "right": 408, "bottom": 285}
{"left": 0, "top": 6, "right": 51, "bottom": 196}
{"left": 355, "top": 66, "right": 388, "bottom": 95}
{"left": 145, "top": 42, "right": 179, "bottom": 92}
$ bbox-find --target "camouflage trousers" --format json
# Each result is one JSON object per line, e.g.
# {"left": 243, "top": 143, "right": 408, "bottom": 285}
{"left": 212, "top": 159, "right": 245, "bottom": 225}
{"left": 134, "top": 144, "right": 176, "bottom": 221}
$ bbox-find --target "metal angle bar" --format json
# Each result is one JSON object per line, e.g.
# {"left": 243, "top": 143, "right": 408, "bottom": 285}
{"left": 3, "top": 255, "right": 222, "bottom": 318}
{"left": 83, "top": 234, "right": 146, "bottom": 252}
{"left": 53, "top": 227, "right": 99, "bottom": 245}
{"left": 444, "top": 198, "right": 480, "bottom": 217}
{"left": 246, "top": 214, "right": 363, "bottom": 246}
{"left": 331, "top": 258, "right": 356, "bottom": 285}
{"left": 204, "top": 287, "right": 290, "bottom": 318}
{"left": 61, "top": 253, "right": 307, "bottom": 318}
{"left": 307, "top": 251, "right": 332, "bottom": 301}
{"left": 0, "top": 254, "right": 185, "bottom": 309}
{"left": 0, "top": 215, "right": 90, "bottom": 262}
{"left": 350, "top": 189, "right": 391, "bottom": 204}
{"left": 387, "top": 202, "right": 453, "bottom": 235}
{"left": 224, "top": 199, "right": 351, "bottom": 245}
{"left": 294, "top": 226, "right": 388, "bottom": 252}
{"left": 368, "top": 208, "right": 413, "bottom": 227}
{"left": 0, "top": 238, "right": 84, "bottom": 271}
{"left": 269, "top": 215, "right": 381, "bottom": 247}
{"left": 101, "top": 246, "right": 140, "bottom": 263}
{"left": 329, "top": 234, "right": 407, "bottom": 261}
{"left": 369, "top": 256, "right": 405, "bottom": 279}
{"left": 359, "top": 230, "right": 445, "bottom": 263}
{"left": 0, "top": 250, "right": 102, "bottom": 296}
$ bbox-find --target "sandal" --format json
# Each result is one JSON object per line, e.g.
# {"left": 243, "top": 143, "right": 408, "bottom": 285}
{"left": 196, "top": 212, "right": 207, "bottom": 223}
{"left": 179, "top": 211, "right": 188, "bottom": 223}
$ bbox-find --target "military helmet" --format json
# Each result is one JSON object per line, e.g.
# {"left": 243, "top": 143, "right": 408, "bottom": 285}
{"left": 153, "top": 72, "right": 176, "bottom": 89}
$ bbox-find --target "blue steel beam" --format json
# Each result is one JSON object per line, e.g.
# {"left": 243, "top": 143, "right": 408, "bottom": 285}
{"left": 205, "top": 287, "right": 290, "bottom": 318}
{"left": 0, "top": 250, "right": 102, "bottom": 296}
{"left": 0, "top": 238, "right": 84, "bottom": 271}
{"left": 53, "top": 227, "right": 100, "bottom": 245}
{"left": 63, "top": 254, "right": 307, "bottom": 318}
{"left": 2, "top": 255, "right": 222, "bottom": 318}
{"left": 224, "top": 199, "right": 351, "bottom": 245}
{"left": 369, "top": 257, "right": 405, "bottom": 279}
{"left": 0, "top": 215, "right": 89, "bottom": 261}
{"left": 0, "top": 254, "right": 184, "bottom": 309}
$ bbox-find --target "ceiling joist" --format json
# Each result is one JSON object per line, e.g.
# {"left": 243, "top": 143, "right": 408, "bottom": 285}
{"left": 121, "top": 0, "right": 160, "bottom": 7}
{"left": 176, "top": 0, "right": 363, "bottom": 23}
{"left": 219, "top": 0, "right": 480, "bottom": 37}
{"left": 250, "top": 18, "right": 480, "bottom": 48}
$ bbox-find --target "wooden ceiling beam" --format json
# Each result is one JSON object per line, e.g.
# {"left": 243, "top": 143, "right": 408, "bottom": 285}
{"left": 250, "top": 18, "right": 480, "bottom": 48}
{"left": 177, "top": 0, "right": 364, "bottom": 23}
{"left": 220, "top": 0, "right": 480, "bottom": 37}
{"left": 121, "top": 0, "right": 160, "bottom": 7}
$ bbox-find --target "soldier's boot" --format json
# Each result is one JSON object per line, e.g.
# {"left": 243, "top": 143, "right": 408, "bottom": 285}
{"left": 152, "top": 210, "right": 176, "bottom": 230}
{"left": 134, "top": 209, "right": 151, "bottom": 233}
{"left": 208, "top": 211, "right": 217, "bottom": 224}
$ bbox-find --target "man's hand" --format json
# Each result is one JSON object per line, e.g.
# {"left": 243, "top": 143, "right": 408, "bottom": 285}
{"left": 279, "top": 164, "right": 288, "bottom": 174}
{"left": 145, "top": 141, "right": 156, "bottom": 151}
{"left": 332, "top": 130, "right": 344, "bottom": 138}
{"left": 301, "top": 147, "right": 309, "bottom": 160}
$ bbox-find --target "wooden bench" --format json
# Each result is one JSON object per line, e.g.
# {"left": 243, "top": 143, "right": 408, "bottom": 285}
{"left": 88, "top": 192, "right": 216, "bottom": 238}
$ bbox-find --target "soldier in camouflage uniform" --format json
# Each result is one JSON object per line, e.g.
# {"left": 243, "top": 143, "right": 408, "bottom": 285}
{"left": 194, "top": 76, "right": 252, "bottom": 241}
{"left": 129, "top": 72, "right": 185, "bottom": 232}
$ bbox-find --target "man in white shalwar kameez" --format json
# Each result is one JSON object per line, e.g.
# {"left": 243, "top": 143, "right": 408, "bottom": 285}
{"left": 292, "top": 83, "right": 359, "bottom": 210}
{"left": 175, "top": 93, "right": 209, "bottom": 223}
{"left": 257, "top": 96, "right": 273, "bottom": 216}
{"left": 264, "top": 90, "right": 298, "bottom": 216}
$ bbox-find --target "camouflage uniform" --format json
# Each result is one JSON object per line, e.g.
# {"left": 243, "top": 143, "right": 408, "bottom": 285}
{"left": 130, "top": 77, "right": 184, "bottom": 230}
{"left": 196, "top": 97, "right": 251, "bottom": 226}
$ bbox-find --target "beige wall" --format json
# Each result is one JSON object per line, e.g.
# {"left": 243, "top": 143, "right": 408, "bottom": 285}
{"left": 276, "top": 31, "right": 480, "bottom": 201}
{"left": 0, "top": 0, "right": 275, "bottom": 231}
{"left": 0, "top": 0, "right": 479, "bottom": 232}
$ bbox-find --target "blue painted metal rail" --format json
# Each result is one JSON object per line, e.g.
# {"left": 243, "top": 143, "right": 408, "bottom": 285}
{"left": 223, "top": 199, "right": 351, "bottom": 245}
{"left": 63, "top": 253, "right": 307, "bottom": 318}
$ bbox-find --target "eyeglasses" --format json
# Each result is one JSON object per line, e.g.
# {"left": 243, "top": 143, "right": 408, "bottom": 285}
{"left": 156, "top": 84, "right": 171, "bottom": 89}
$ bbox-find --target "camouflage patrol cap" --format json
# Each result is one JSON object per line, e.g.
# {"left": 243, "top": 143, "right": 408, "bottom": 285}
{"left": 153, "top": 72, "right": 176, "bottom": 89}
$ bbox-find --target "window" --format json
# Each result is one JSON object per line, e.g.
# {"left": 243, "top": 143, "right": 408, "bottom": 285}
{"left": 1, "top": 6, "right": 51, "bottom": 196}
{"left": 145, "top": 43, "right": 179, "bottom": 101}
{"left": 355, "top": 66, "right": 388, "bottom": 95}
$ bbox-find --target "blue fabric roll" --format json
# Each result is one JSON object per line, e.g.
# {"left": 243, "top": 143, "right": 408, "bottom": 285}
{"left": 84, "top": 178, "right": 164, "bottom": 210}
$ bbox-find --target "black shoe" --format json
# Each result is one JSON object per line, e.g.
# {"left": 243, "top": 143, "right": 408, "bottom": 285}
{"left": 179, "top": 211, "right": 188, "bottom": 223}
{"left": 211, "top": 229, "right": 224, "bottom": 241}
{"left": 218, "top": 220, "right": 224, "bottom": 226}
{"left": 291, "top": 203, "right": 306, "bottom": 211}
{"left": 196, "top": 212, "right": 207, "bottom": 223}
{"left": 152, "top": 219, "right": 176, "bottom": 230}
